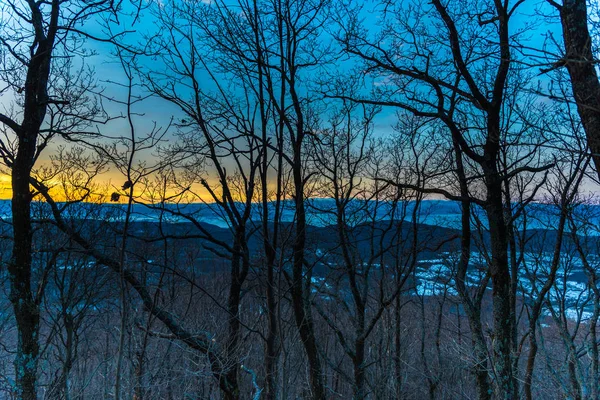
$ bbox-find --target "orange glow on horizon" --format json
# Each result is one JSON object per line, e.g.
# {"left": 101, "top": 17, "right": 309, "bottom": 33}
{"left": 0, "top": 174, "right": 11, "bottom": 200}
{"left": 0, "top": 171, "right": 224, "bottom": 204}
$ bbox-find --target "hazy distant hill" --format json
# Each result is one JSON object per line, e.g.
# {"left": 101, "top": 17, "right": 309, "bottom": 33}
{"left": 12, "top": 198, "right": 600, "bottom": 234}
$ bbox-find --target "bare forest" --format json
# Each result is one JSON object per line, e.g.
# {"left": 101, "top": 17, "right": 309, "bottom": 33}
{"left": 2, "top": 0, "right": 600, "bottom": 399}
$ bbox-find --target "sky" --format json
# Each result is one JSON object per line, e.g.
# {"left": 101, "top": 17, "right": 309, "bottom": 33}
{"left": 0, "top": 0, "right": 595, "bottom": 202}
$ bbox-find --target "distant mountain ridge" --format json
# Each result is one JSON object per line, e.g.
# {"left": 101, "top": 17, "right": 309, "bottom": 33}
{"left": 2, "top": 198, "right": 598, "bottom": 232}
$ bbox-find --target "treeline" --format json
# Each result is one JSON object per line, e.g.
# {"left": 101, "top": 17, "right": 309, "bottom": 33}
{"left": 1, "top": 0, "right": 600, "bottom": 399}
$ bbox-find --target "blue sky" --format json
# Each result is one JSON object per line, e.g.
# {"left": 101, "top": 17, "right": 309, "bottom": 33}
{"left": 2, "top": 0, "right": 598, "bottom": 199}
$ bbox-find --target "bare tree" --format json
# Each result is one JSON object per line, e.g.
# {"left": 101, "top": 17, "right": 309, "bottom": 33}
{"left": 542, "top": 0, "right": 600, "bottom": 179}
{"left": 183, "top": 0, "right": 335, "bottom": 397}
{"left": 0, "top": 1, "right": 140, "bottom": 397}
{"left": 330, "top": 0, "right": 561, "bottom": 396}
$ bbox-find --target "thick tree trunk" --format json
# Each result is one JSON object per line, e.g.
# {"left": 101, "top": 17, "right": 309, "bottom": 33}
{"left": 9, "top": 126, "right": 43, "bottom": 400}
{"left": 469, "top": 318, "right": 492, "bottom": 400}
{"left": 7, "top": 6, "right": 56, "bottom": 396}
{"left": 262, "top": 212, "right": 280, "bottom": 400}
{"left": 222, "top": 234, "right": 248, "bottom": 400}
{"left": 264, "top": 273, "right": 279, "bottom": 400}
{"left": 485, "top": 168, "right": 516, "bottom": 400}
{"left": 291, "top": 155, "right": 326, "bottom": 400}
{"left": 567, "top": 351, "right": 582, "bottom": 400}
{"left": 8, "top": 180, "right": 40, "bottom": 400}
{"left": 353, "top": 337, "right": 366, "bottom": 400}
{"left": 453, "top": 139, "right": 492, "bottom": 400}
{"left": 261, "top": 121, "right": 280, "bottom": 400}
{"left": 558, "top": 0, "right": 600, "bottom": 178}
{"left": 9, "top": 163, "right": 38, "bottom": 400}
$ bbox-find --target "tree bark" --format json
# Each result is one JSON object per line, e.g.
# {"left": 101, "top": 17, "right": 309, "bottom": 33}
{"left": 291, "top": 161, "right": 326, "bottom": 399}
{"left": 557, "top": 0, "right": 600, "bottom": 178}
{"left": 8, "top": 22, "right": 55, "bottom": 400}
{"left": 483, "top": 160, "right": 516, "bottom": 400}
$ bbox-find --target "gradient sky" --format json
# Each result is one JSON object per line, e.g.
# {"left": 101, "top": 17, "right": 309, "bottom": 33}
{"left": 0, "top": 0, "right": 592, "bottom": 201}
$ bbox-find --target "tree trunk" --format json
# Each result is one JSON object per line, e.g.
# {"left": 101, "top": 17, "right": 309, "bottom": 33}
{"left": 9, "top": 158, "right": 38, "bottom": 400}
{"left": 453, "top": 140, "right": 492, "bottom": 400}
{"left": 353, "top": 337, "right": 366, "bottom": 400}
{"left": 485, "top": 175, "right": 516, "bottom": 400}
{"left": 291, "top": 154, "right": 326, "bottom": 400}
{"left": 265, "top": 261, "right": 279, "bottom": 400}
{"left": 558, "top": 0, "right": 600, "bottom": 178}
{"left": 523, "top": 324, "right": 538, "bottom": 400}
{"left": 394, "top": 295, "right": 403, "bottom": 398}
{"left": 221, "top": 234, "right": 247, "bottom": 400}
